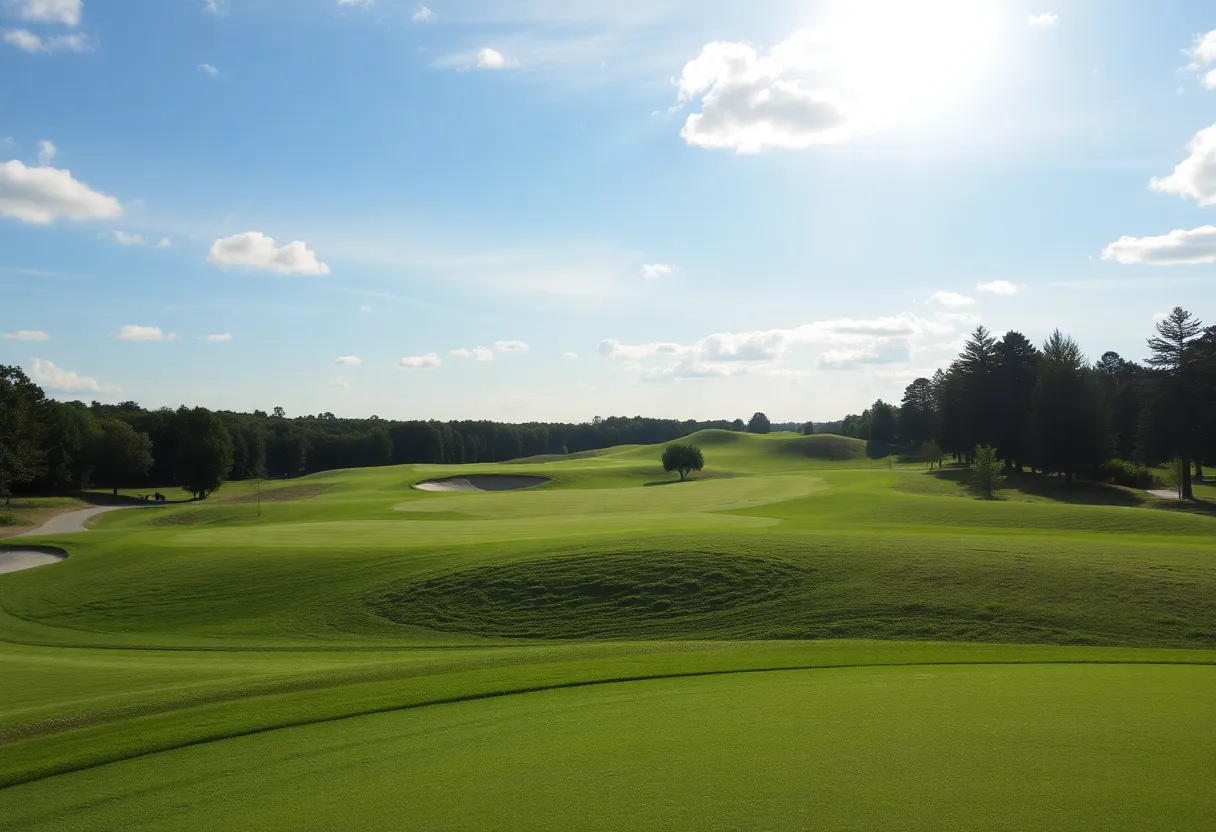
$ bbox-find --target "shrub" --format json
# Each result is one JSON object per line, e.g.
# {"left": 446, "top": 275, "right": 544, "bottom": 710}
{"left": 1092, "top": 459, "right": 1156, "bottom": 489}
{"left": 0, "top": 513, "right": 15, "bottom": 527}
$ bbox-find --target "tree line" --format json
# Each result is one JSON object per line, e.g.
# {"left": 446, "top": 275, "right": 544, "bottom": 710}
{"left": 0, "top": 382, "right": 772, "bottom": 500}
{"left": 835, "top": 307, "right": 1216, "bottom": 497}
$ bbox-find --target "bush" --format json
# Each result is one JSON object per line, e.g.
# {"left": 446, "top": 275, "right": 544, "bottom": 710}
{"left": 0, "top": 513, "right": 15, "bottom": 527}
{"left": 1092, "top": 459, "right": 1156, "bottom": 489}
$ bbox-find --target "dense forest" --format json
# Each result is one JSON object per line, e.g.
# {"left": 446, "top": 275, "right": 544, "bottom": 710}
{"left": 2, "top": 307, "right": 1213, "bottom": 500}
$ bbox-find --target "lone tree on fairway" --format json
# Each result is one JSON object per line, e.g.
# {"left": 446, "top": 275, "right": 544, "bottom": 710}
{"left": 92, "top": 419, "right": 154, "bottom": 496}
{"left": 920, "top": 440, "right": 945, "bottom": 470}
{"left": 174, "top": 406, "right": 235, "bottom": 499}
{"left": 662, "top": 443, "right": 704, "bottom": 481}
{"left": 970, "top": 445, "right": 1004, "bottom": 499}
{"left": 747, "top": 412, "right": 771, "bottom": 434}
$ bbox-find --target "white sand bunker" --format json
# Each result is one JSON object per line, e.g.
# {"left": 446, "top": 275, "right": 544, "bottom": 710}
{"left": 0, "top": 547, "right": 67, "bottom": 575}
{"left": 413, "top": 475, "right": 550, "bottom": 493}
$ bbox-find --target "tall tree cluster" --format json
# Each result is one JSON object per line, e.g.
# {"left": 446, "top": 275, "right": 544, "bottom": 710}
{"left": 837, "top": 309, "right": 1216, "bottom": 487}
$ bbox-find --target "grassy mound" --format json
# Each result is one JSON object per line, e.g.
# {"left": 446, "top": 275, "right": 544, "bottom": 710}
{"left": 772, "top": 433, "right": 868, "bottom": 461}
{"left": 371, "top": 552, "right": 812, "bottom": 639}
{"left": 216, "top": 484, "right": 330, "bottom": 504}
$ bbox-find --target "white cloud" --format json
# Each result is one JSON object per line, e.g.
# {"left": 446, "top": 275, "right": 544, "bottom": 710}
{"left": 1102, "top": 226, "right": 1216, "bottom": 265}
{"left": 673, "top": 31, "right": 852, "bottom": 154}
{"left": 328, "top": 376, "right": 351, "bottom": 389}
{"left": 203, "top": 332, "right": 233, "bottom": 342}
{"left": 817, "top": 341, "right": 911, "bottom": 370}
{"left": 477, "top": 47, "right": 507, "bottom": 69}
{"left": 2, "top": 329, "right": 49, "bottom": 341}
{"left": 35, "top": 139, "right": 55, "bottom": 166}
{"left": 2, "top": 28, "right": 87, "bottom": 52}
{"left": 412, "top": 5, "right": 434, "bottom": 22}
{"left": 1204, "top": 70, "right": 1216, "bottom": 91}
{"left": 28, "top": 358, "right": 115, "bottom": 394}
{"left": 105, "top": 229, "right": 147, "bottom": 246}
{"left": 598, "top": 312, "right": 952, "bottom": 381}
{"left": 117, "top": 324, "right": 176, "bottom": 342}
{"left": 1027, "top": 13, "right": 1058, "bottom": 27}
{"left": 929, "top": 291, "right": 975, "bottom": 308}
{"left": 0, "top": 160, "right": 121, "bottom": 224}
{"left": 208, "top": 231, "right": 330, "bottom": 275}
{"left": 334, "top": 355, "right": 362, "bottom": 365}
{"left": 1191, "top": 29, "right": 1216, "bottom": 67}
{"left": 492, "top": 339, "right": 528, "bottom": 353}
{"left": 337, "top": 0, "right": 373, "bottom": 7}
{"left": 359, "top": 304, "right": 373, "bottom": 313}
{"left": 398, "top": 353, "right": 441, "bottom": 370}
{"left": 156, "top": 237, "right": 171, "bottom": 248}
{"left": 4, "top": 0, "right": 82, "bottom": 26}
{"left": 198, "top": 63, "right": 219, "bottom": 76}
{"left": 563, "top": 351, "right": 578, "bottom": 359}
{"left": 202, "top": 0, "right": 227, "bottom": 16}
{"left": 452, "top": 347, "right": 496, "bottom": 361}
{"left": 976, "top": 280, "right": 1020, "bottom": 295}
{"left": 640, "top": 263, "right": 673, "bottom": 279}
{"left": 1149, "top": 124, "right": 1216, "bottom": 206}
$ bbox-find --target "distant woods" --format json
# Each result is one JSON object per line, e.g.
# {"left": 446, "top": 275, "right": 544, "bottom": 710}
{"left": 839, "top": 308, "right": 1216, "bottom": 495}
{"left": 2, "top": 307, "right": 1213, "bottom": 499}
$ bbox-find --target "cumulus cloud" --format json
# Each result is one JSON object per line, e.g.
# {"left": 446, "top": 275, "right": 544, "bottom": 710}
{"left": 598, "top": 313, "right": 949, "bottom": 381}
{"left": 28, "top": 357, "right": 115, "bottom": 394}
{"left": 1102, "top": 226, "right": 1216, "bottom": 265}
{"left": 451, "top": 341, "right": 529, "bottom": 362}
{"left": 2, "top": 28, "right": 87, "bottom": 52}
{"left": 412, "top": 5, "right": 434, "bottom": 22}
{"left": 1204, "top": 70, "right": 1216, "bottom": 91}
{"left": 202, "top": 0, "right": 228, "bottom": 15}
{"left": 640, "top": 263, "right": 673, "bottom": 279}
{"left": 4, "top": 0, "right": 83, "bottom": 26}
{"left": 1191, "top": 29, "right": 1216, "bottom": 67}
{"left": 118, "top": 324, "right": 175, "bottom": 342}
{"left": 203, "top": 333, "right": 233, "bottom": 342}
{"left": 976, "top": 280, "right": 1020, "bottom": 295}
{"left": 156, "top": 237, "right": 171, "bottom": 248}
{"left": 563, "top": 351, "right": 578, "bottom": 359}
{"left": 398, "top": 353, "right": 441, "bottom": 370}
{"left": 1149, "top": 124, "right": 1216, "bottom": 206}
{"left": 0, "top": 160, "right": 121, "bottom": 224}
{"left": 36, "top": 139, "right": 55, "bottom": 165}
{"left": 105, "top": 230, "right": 146, "bottom": 246}
{"left": 672, "top": 30, "right": 852, "bottom": 154}
{"left": 2, "top": 329, "right": 49, "bottom": 341}
{"left": 929, "top": 291, "right": 975, "bottom": 308}
{"left": 476, "top": 47, "right": 506, "bottom": 69}
{"left": 198, "top": 63, "right": 219, "bottom": 76}
{"left": 1027, "top": 13, "right": 1058, "bottom": 27}
{"left": 334, "top": 355, "right": 362, "bottom": 365}
{"left": 818, "top": 341, "right": 911, "bottom": 370}
{"left": 208, "top": 231, "right": 330, "bottom": 275}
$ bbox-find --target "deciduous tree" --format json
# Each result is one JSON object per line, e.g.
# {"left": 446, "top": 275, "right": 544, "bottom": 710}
{"left": 661, "top": 443, "right": 704, "bottom": 481}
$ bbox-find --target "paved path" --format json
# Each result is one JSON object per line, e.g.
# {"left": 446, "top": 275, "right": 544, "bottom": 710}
{"left": 0, "top": 504, "right": 144, "bottom": 575}
{"left": 1147, "top": 489, "right": 1181, "bottom": 501}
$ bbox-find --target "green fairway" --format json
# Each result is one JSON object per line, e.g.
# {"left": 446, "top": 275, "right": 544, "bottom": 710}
{"left": 2, "top": 431, "right": 1214, "bottom": 828}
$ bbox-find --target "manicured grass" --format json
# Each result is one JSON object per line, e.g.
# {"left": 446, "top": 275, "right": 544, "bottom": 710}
{"left": 1, "top": 431, "right": 1213, "bottom": 827}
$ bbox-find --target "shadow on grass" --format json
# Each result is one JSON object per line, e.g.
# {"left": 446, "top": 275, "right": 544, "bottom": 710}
{"left": 924, "top": 468, "right": 1150, "bottom": 507}
{"left": 643, "top": 479, "right": 694, "bottom": 487}
{"left": 76, "top": 491, "right": 193, "bottom": 507}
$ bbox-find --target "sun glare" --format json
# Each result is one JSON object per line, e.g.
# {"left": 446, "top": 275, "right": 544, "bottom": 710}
{"left": 824, "top": 0, "right": 1007, "bottom": 129}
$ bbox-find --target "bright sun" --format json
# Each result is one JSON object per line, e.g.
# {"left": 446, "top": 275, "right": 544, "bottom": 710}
{"left": 823, "top": 0, "right": 1007, "bottom": 129}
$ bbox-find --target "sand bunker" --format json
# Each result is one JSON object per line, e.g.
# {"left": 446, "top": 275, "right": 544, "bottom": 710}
{"left": 413, "top": 475, "right": 549, "bottom": 493}
{"left": 0, "top": 546, "right": 67, "bottom": 575}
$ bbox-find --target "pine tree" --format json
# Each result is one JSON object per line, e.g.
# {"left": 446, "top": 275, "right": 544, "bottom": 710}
{"left": 1144, "top": 308, "right": 1204, "bottom": 499}
{"left": 1028, "top": 331, "right": 1112, "bottom": 485}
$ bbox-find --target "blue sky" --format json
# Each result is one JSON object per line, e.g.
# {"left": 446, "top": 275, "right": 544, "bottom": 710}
{"left": 3, "top": 0, "right": 1216, "bottom": 422}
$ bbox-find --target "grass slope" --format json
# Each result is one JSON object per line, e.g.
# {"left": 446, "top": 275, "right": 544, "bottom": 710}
{"left": 1, "top": 431, "right": 1214, "bottom": 827}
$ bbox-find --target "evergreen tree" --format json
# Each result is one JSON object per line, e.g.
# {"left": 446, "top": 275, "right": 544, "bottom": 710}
{"left": 1028, "top": 331, "right": 1111, "bottom": 485}
{"left": 898, "top": 377, "right": 936, "bottom": 446}
{"left": 994, "top": 331, "right": 1039, "bottom": 471}
{"left": 970, "top": 445, "right": 1005, "bottom": 499}
{"left": 1144, "top": 308, "right": 1204, "bottom": 498}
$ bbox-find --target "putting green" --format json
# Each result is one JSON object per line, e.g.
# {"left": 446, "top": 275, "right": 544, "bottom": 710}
{"left": 2, "top": 662, "right": 1211, "bottom": 831}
